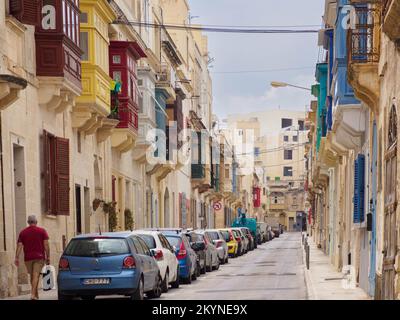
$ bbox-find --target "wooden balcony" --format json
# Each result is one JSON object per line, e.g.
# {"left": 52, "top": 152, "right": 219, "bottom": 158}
{"left": 347, "top": 4, "right": 381, "bottom": 112}
{"left": 156, "top": 64, "right": 176, "bottom": 102}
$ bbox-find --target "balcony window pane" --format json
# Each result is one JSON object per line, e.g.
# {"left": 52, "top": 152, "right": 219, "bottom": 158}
{"left": 282, "top": 118, "right": 292, "bottom": 129}
{"left": 80, "top": 32, "right": 89, "bottom": 61}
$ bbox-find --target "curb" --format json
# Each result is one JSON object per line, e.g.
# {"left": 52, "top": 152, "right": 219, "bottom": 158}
{"left": 301, "top": 237, "right": 318, "bottom": 300}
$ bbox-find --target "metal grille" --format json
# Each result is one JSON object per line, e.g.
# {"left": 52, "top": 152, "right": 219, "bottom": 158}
{"left": 348, "top": 5, "right": 381, "bottom": 63}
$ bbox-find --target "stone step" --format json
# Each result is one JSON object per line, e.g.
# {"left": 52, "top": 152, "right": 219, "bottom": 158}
{"left": 17, "top": 284, "right": 31, "bottom": 295}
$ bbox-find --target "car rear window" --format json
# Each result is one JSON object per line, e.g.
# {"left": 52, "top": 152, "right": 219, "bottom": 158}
{"left": 207, "top": 232, "right": 220, "bottom": 241}
{"left": 64, "top": 238, "right": 129, "bottom": 257}
{"left": 220, "top": 231, "right": 230, "bottom": 242}
{"left": 165, "top": 236, "right": 182, "bottom": 248}
{"left": 137, "top": 234, "right": 156, "bottom": 249}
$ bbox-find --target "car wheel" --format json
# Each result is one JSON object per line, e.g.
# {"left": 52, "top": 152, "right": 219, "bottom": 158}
{"left": 131, "top": 277, "right": 144, "bottom": 300}
{"left": 148, "top": 274, "right": 162, "bottom": 299}
{"left": 161, "top": 271, "right": 169, "bottom": 293}
{"left": 81, "top": 295, "right": 95, "bottom": 300}
{"left": 171, "top": 267, "right": 180, "bottom": 289}
{"left": 183, "top": 274, "right": 192, "bottom": 284}
{"left": 206, "top": 259, "right": 212, "bottom": 272}
{"left": 201, "top": 262, "right": 206, "bottom": 274}
{"left": 196, "top": 263, "right": 201, "bottom": 277}
{"left": 225, "top": 256, "right": 229, "bottom": 264}
{"left": 214, "top": 259, "right": 220, "bottom": 271}
{"left": 58, "top": 291, "right": 73, "bottom": 300}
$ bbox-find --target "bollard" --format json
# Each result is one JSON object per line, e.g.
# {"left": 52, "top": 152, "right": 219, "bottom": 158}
{"left": 306, "top": 244, "right": 310, "bottom": 270}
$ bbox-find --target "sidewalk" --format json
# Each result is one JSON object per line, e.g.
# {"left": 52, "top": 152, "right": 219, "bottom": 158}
{"left": 303, "top": 236, "right": 370, "bottom": 300}
{"left": 3, "top": 289, "right": 57, "bottom": 300}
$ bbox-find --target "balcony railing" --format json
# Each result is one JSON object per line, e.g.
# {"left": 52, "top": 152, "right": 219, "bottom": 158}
{"left": 348, "top": 5, "right": 381, "bottom": 63}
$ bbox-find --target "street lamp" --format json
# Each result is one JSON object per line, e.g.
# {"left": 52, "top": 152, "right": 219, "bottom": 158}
{"left": 270, "top": 81, "right": 311, "bottom": 92}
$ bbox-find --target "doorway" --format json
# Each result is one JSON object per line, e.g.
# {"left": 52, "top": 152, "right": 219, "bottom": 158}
{"left": 84, "top": 187, "right": 90, "bottom": 234}
{"left": 13, "top": 144, "right": 27, "bottom": 284}
{"left": 75, "top": 185, "right": 82, "bottom": 234}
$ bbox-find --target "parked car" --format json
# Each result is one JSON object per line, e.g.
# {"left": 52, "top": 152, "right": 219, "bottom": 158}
{"left": 232, "top": 228, "right": 248, "bottom": 254}
{"left": 241, "top": 227, "right": 255, "bottom": 250}
{"left": 196, "top": 230, "right": 220, "bottom": 271}
{"left": 218, "top": 228, "right": 239, "bottom": 258}
{"left": 57, "top": 232, "right": 162, "bottom": 300}
{"left": 184, "top": 231, "right": 207, "bottom": 275}
{"left": 272, "top": 225, "right": 280, "bottom": 238}
{"left": 255, "top": 225, "right": 262, "bottom": 245}
{"left": 257, "top": 222, "right": 268, "bottom": 243}
{"left": 205, "top": 229, "right": 229, "bottom": 264}
{"left": 132, "top": 230, "right": 179, "bottom": 292}
{"left": 160, "top": 230, "right": 198, "bottom": 284}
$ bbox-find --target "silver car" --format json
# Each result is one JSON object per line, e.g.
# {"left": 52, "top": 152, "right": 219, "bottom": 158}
{"left": 205, "top": 229, "right": 229, "bottom": 264}
{"left": 196, "top": 230, "right": 220, "bottom": 271}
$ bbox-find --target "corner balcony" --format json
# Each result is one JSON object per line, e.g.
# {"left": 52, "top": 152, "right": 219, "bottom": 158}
{"left": 382, "top": 0, "right": 400, "bottom": 42}
{"left": 330, "top": 103, "right": 366, "bottom": 152}
{"left": 0, "top": 74, "right": 27, "bottom": 109}
{"left": 191, "top": 164, "right": 212, "bottom": 193}
{"left": 347, "top": 4, "right": 381, "bottom": 112}
{"left": 156, "top": 64, "right": 176, "bottom": 103}
{"left": 73, "top": 65, "right": 112, "bottom": 134}
{"left": 132, "top": 118, "right": 155, "bottom": 162}
{"left": 109, "top": 102, "right": 138, "bottom": 153}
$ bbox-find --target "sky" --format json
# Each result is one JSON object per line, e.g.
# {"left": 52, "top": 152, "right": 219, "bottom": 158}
{"left": 187, "top": 0, "right": 325, "bottom": 120}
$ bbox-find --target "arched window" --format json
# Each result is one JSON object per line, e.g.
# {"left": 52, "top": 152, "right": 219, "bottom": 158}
{"left": 388, "top": 104, "right": 397, "bottom": 148}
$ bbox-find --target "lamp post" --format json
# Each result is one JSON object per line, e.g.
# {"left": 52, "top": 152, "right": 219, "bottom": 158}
{"left": 270, "top": 81, "right": 311, "bottom": 92}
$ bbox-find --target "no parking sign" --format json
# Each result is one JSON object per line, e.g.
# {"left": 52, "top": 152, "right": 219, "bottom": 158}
{"left": 213, "top": 201, "right": 222, "bottom": 211}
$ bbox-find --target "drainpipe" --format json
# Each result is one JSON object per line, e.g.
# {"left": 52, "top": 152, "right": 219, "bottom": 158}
{"left": 0, "top": 111, "right": 6, "bottom": 251}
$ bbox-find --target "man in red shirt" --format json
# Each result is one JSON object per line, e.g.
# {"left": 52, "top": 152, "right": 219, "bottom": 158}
{"left": 15, "top": 215, "right": 50, "bottom": 300}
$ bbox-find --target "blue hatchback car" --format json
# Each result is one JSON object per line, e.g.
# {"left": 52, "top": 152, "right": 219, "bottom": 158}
{"left": 159, "top": 230, "right": 198, "bottom": 284}
{"left": 57, "top": 232, "right": 162, "bottom": 300}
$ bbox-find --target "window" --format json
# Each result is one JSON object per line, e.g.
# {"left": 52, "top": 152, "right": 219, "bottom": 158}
{"left": 64, "top": 238, "right": 129, "bottom": 257}
{"left": 80, "top": 12, "right": 88, "bottom": 23}
{"left": 113, "top": 71, "right": 122, "bottom": 82}
{"left": 284, "top": 149, "right": 293, "bottom": 160}
{"left": 254, "top": 147, "right": 260, "bottom": 157}
{"left": 293, "top": 135, "right": 298, "bottom": 142}
{"left": 80, "top": 32, "right": 89, "bottom": 61}
{"left": 284, "top": 136, "right": 289, "bottom": 142}
{"left": 10, "top": 0, "right": 39, "bottom": 25}
{"left": 225, "top": 168, "right": 230, "bottom": 177}
{"left": 131, "top": 236, "right": 145, "bottom": 254}
{"left": 298, "top": 120, "right": 305, "bottom": 131}
{"left": 113, "top": 55, "right": 121, "bottom": 64}
{"left": 281, "top": 118, "right": 292, "bottom": 129}
{"left": 138, "top": 234, "right": 156, "bottom": 249}
{"left": 284, "top": 167, "right": 293, "bottom": 177}
{"left": 137, "top": 237, "right": 151, "bottom": 256}
{"left": 77, "top": 131, "right": 81, "bottom": 153}
{"left": 275, "top": 177, "right": 280, "bottom": 181}
{"left": 43, "top": 130, "right": 70, "bottom": 216}
{"left": 274, "top": 197, "right": 278, "bottom": 204}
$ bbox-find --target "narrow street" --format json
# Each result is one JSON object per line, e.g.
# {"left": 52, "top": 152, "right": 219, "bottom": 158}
{"left": 5, "top": 233, "right": 307, "bottom": 300}
{"left": 158, "top": 232, "right": 307, "bottom": 300}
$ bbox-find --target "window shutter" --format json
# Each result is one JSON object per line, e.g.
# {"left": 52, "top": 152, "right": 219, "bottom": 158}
{"left": 9, "top": 0, "right": 39, "bottom": 26}
{"left": 358, "top": 154, "right": 365, "bottom": 223}
{"left": 43, "top": 130, "right": 52, "bottom": 214}
{"left": 353, "top": 158, "right": 360, "bottom": 223}
{"left": 55, "top": 137, "right": 70, "bottom": 215}
{"left": 353, "top": 154, "right": 365, "bottom": 223}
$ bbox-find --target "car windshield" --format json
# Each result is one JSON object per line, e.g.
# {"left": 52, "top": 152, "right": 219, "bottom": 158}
{"left": 64, "top": 238, "right": 129, "bottom": 257}
{"left": 137, "top": 234, "right": 156, "bottom": 249}
{"left": 165, "top": 236, "right": 182, "bottom": 248}
{"left": 220, "top": 231, "right": 230, "bottom": 242}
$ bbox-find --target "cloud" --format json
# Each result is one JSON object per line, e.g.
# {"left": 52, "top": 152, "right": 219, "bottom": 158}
{"left": 214, "top": 73, "right": 315, "bottom": 118}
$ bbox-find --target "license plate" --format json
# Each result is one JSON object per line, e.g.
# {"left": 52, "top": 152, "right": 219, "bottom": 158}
{"left": 83, "top": 278, "right": 110, "bottom": 285}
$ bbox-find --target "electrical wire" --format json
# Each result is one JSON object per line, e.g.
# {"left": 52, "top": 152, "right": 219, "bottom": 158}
{"left": 211, "top": 66, "right": 315, "bottom": 74}
{"left": 112, "top": 20, "right": 319, "bottom": 34}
